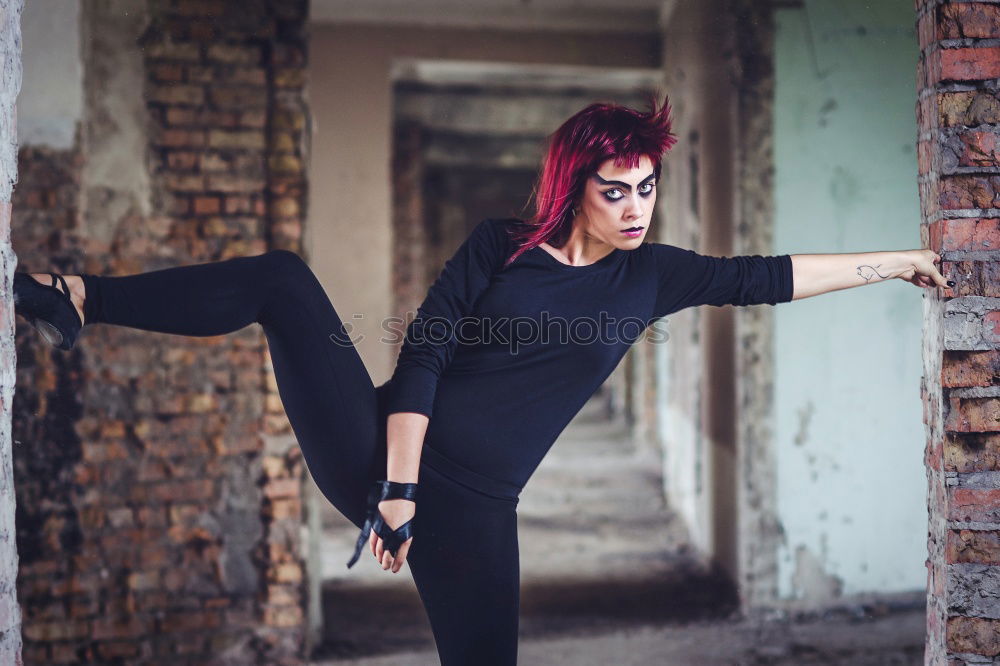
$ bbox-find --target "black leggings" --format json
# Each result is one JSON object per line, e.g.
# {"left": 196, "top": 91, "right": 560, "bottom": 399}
{"left": 80, "top": 250, "right": 520, "bottom": 665}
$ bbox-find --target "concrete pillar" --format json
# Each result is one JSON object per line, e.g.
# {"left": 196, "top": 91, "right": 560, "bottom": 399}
{"left": 0, "top": 0, "right": 23, "bottom": 662}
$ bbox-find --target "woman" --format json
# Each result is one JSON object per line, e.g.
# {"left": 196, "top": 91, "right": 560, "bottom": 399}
{"left": 13, "top": 93, "right": 949, "bottom": 664}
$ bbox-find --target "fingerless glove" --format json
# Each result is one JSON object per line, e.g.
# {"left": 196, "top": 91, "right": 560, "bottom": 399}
{"left": 346, "top": 479, "right": 418, "bottom": 568}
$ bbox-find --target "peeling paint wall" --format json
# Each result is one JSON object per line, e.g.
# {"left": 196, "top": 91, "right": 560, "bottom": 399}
{"left": 773, "top": 0, "right": 926, "bottom": 599}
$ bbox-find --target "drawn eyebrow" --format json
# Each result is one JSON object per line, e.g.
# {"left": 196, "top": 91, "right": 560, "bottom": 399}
{"left": 592, "top": 171, "right": 656, "bottom": 191}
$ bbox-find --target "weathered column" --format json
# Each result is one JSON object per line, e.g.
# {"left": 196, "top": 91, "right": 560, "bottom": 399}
{"left": 918, "top": 1, "right": 1000, "bottom": 662}
{"left": 0, "top": 0, "right": 23, "bottom": 663}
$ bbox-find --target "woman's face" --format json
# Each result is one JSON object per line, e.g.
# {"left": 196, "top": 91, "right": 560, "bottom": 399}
{"left": 573, "top": 154, "right": 657, "bottom": 249}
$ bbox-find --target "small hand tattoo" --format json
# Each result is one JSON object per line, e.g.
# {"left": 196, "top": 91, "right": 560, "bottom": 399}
{"left": 856, "top": 264, "right": 891, "bottom": 283}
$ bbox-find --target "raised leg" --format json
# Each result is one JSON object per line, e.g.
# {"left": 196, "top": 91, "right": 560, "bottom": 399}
{"left": 80, "top": 250, "right": 383, "bottom": 526}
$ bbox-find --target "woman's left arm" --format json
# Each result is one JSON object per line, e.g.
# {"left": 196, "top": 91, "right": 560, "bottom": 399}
{"left": 789, "top": 249, "right": 953, "bottom": 301}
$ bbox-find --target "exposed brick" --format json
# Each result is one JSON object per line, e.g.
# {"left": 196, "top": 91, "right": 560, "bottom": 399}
{"left": 209, "top": 86, "right": 267, "bottom": 109}
{"left": 153, "top": 128, "right": 207, "bottom": 148}
{"left": 158, "top": 610, "right": 223, "bottom": 633}
{"left": 161, "top": 172, "right": 205, "bottom": 192}
{"left": 941, "top": 47, "right": 1000, "bottom": 82}
{"left": 943, "top": 260, "right": 1000, "bottom": 297}
{"left": 205, "top": 173, "right": 266, "bottom": 193}
{"left": 934, "top": 218, "right": 1000, "bottom": 253}
{"left": 948, "top": 529, "right": 1000, "bottom": 563}
{"left": 23, "top": 620, "right": 90, "bottom": 642}
{"left": 273, "top": 68, "right": 305, "bottom": 88}
{"left": 945, "top": 433, "right": 1000, "bottom": 473}
{"left": 939, "top": 174, "right": 1000, "bottom": 210}
{"left": 207, "top": 44, "right": 261, "bottom": 65}
{"left": 947, "top": 616, "right": 1000, "bottom": 656}
{"left": 147, "top": 84, "right": 205, "bottom": 106}
{"left": 940, "top": 3, "right": 1000, "bottom": 40}
{"left": 946, "top": 397, "right": 1000, "bottom": 432}
{"left": 208, "top": 130, "right": 266, "bottom": 151}
{"left": 143, "top": 41, "right": 202, "bottom": 61}
{"left": 92, "top": 614, "right": 152, "bottom": 640}
{"left": 151, "top": 63, "right": 185, "bottom": 82}
{"left": 956, "top": 130, "right": 1000, "bottom": 168}
{"left": 165, "top": 150, "right": 199, "bottom": 170}
{"left": 939, "top": 91, "right": 1000, "bottom": 128}
{"left": 271, "top": 200, "right": 302, "bottom": 225}
{"left": 193, "top": 196, "right": 221, "bottom": 215}
{"left": 949, "top": 487, "right": 1000, "bottom": 522}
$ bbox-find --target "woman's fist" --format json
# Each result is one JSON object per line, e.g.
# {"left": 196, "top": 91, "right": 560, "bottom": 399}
{"left": 368, "top": 498, "right": 415, "bottom": 573}
{"left": 897, "top": 249, "right": 953, "bottom": 289}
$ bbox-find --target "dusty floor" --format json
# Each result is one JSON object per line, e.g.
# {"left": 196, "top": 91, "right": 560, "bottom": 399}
{"left": 311, "top": 391, "right": 926, "bottom": 665}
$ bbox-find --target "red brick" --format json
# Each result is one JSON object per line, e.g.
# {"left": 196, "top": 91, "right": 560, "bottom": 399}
{"left": 158, "top": 610, "right": 222, "bottom": 633}
{"left": 935, "top": 218, "right": 1000, "bottom": 253}
{"left": 193, "top": 196, "right": 220, "bottom": 215}
{"left": 941, "top": 349, "right": 1000, "bottom": 388}
{"left": 152, "top": 63, "right": 184, "bottom": 82}
{"left": 945, "top": 397, "right": 1000, "bottom": 432}
{"left": 209, "top": 86, "right": 267, "bottom": 109}
{"left": 947, "top": 616, "right": 1000, "bottom": 656}
{"left": 947, "top": 528, "right": 1000, "bottom": 563}
{"left": 939, "top": 90, "right": 1000, "bottom": 127}
{"left": 207, "top": 44, "right": 261, "bottom": 65}
{"left": 941, "top": 260, "right": 1000, "bottom": 297}
{"left": 147, "top": 84, "right": 205, "bottom": 106}
{"left": 940, "top": 3, "right": 1000, "bottom": 40}
{"left": 92, "top": 614, "right": 152, "bottom": 640}
{"left": 205, "top": 173, "right": 265, "bottom": 193}
{"left": 942, "top": 47, "right": 1000, "bottom": 82}
{"left": 165, "top": 150, "right": 199, "bottom": 170}
{"left": 153, "top": 128, "right": 207, "bottom": 148}
{"left": 939, "top": 174, "right": 1000, "bottom": 210}
{"left": 957, "top": 130, "right": 1000, "bottom": 168}
{"left": 143, "top": 41, "right": 201, "bottom": 61}
{"left": 188, "top": 21, "right": 219, "bottom": 43}
{"left": 208, "top": 130, "right": 265, "bottom": 150}
{"left": 96, "top": 641, "right": 141, "bottom": 659}
{"left": 949, "top": 487, "right": 1000, "bottom": 522}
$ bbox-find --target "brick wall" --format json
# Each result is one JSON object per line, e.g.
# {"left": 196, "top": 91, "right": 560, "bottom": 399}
{"left": 918, "top": 1, "right": 1000, "bottom": 663}
{"left": 12, "top": 1, "right": 311, "bottom": 663}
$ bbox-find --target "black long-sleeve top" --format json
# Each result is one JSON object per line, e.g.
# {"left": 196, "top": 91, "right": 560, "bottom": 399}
{"left": 382, "top": 217, "right": 794, "bottom": 494}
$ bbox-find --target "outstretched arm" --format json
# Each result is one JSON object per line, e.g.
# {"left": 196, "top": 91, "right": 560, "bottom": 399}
{"left": 789, "top": 249, "right": 952, "bottom": 301}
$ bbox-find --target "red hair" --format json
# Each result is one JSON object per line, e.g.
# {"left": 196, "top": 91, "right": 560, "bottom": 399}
{"left": 504, "top": 91, "right": 678, "bottom": 267}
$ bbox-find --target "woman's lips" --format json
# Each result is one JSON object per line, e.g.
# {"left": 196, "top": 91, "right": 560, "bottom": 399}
{"left": 621, "top": 226, "right": 644, "bottom": 237}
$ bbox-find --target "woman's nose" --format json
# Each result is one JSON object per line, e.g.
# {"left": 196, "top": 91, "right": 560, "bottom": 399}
{"left": 624, "top": 193, "right": 645, "bottom": 219}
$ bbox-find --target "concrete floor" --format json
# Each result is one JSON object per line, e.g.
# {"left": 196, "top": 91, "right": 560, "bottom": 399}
{"left": 311, "top": 390, "right": 926, "bottom": 665}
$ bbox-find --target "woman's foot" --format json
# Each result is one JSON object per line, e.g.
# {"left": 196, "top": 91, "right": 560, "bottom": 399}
{"left": 13, "top": 272, "right": 87, "bottom": 350}
{"left": 27, "top": 273, "right": 85, "bottom": 326}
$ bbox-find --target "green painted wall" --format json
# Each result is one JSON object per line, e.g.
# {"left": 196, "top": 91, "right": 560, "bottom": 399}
{"left": 773, "top": 0, "right": 925, "bottom": 599}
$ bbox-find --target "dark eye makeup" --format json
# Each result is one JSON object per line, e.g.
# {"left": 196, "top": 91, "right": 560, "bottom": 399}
{"left": 603, "top": 181, "right": 655, "bottom": 202}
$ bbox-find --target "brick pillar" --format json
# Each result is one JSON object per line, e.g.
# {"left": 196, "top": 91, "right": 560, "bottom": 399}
{"left": 918, "top": 1, "right": 1000, "bottom": 663}
{"left": 0, "top": 1, "right": 23, "bottom": 664}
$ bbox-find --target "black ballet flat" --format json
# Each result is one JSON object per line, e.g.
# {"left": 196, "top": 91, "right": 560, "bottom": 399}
{"left": 347, "top": 480, "right": 418, "bottom": 569}
{"left": 13, "top": 272, "right": 83, "bottom": 351}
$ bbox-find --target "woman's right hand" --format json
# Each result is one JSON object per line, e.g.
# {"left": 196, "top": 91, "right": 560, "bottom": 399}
{"left": 369, "top": 498, "right": 415, "bottom": 573}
